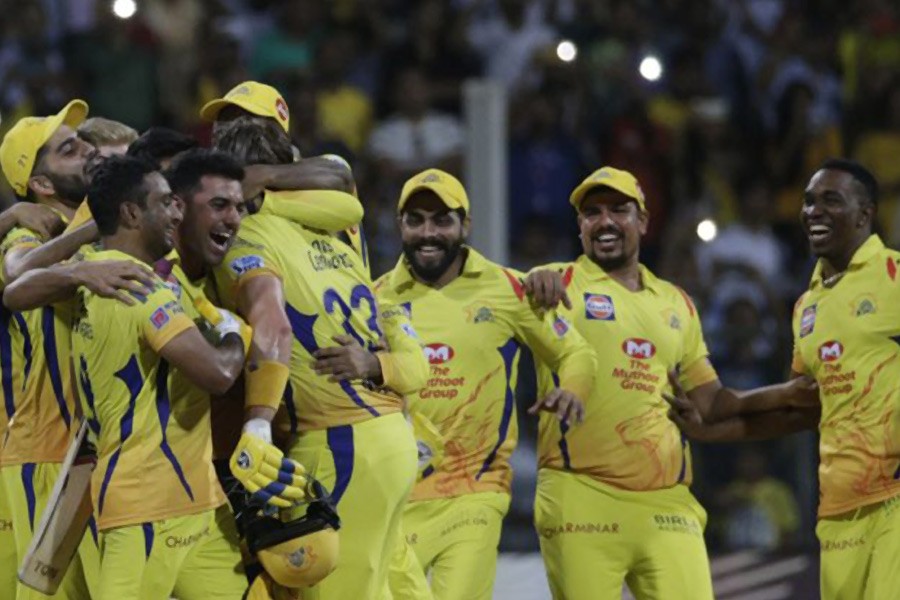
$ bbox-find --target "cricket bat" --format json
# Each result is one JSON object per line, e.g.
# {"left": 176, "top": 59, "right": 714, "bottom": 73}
{"left": 18, "top": 418, "right": 96, "bottom": 594}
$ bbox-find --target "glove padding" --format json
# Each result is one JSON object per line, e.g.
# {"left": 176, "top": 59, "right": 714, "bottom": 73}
{"left": 230, "top": 432, "right": 308, "bottom": 509}
{"left": 194, "top": 297, "right": 253, "bottom": 354}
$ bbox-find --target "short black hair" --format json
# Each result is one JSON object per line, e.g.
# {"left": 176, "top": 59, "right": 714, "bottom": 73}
{"left": 88, "top": 155, "right": 158, "bottom": 236}
{"left": 213, "top": 116, "right": 294, "bottom": 166}
{"left": 126, "top": 127, "right": 199, "bottom": 168}
{"left": 820, "top": 158, "right": 879, "bottom": 206}
{"left": 164, "top": 148, "right": 245, "bottom": 200}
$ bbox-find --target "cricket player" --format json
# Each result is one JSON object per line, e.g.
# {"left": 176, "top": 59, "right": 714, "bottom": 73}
{"left": 666, "top": 159, "right": 900, "bottom": 600}
{"left": 71, "top": 155, "right": 251, "bottom": 599}
{"left": 525, "top": 166, "right": 822, "bottom": 599}
{"left": 375, "top": 169, "right": 596, "bottom": 600}
{"left": 210, "top": 118, "right": 428, "bottom": 599}
{"left": 0, "top": 99, "right": 102, "bottom": 599}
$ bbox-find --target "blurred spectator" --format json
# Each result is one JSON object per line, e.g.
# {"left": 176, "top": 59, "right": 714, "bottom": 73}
{"left": 77, "top": 117, "right": 139, "bottom": 157}
{"left": 716, "top": 446, "right": 801, "bottom": 552}
{"left": 367, "top": 66, "right": 464, "bottom": 183}
{"left": 509, "top": 215, "right": 573, "bottom": 272}
{"left": 288, "top": 78, "right": 354, "bottom": 161}
{"left": 314, "top": 31, "right": 373, "bottom": 154}
{"left": 250, "top": 0, "right": 325, "bottom": 80}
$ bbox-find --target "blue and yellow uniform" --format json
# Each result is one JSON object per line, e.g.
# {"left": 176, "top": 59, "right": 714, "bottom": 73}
{"left": 211, "top": 213, "right": 426, "bottom": 600}
{"left": 791, "top": 235, "right": 900, "bottom": 600}
{"left": 376, "top": 247, "right": 596, "bottom": 600}
{"left": 532, "top": 257, "right": 717, "bottom": 600}
{"left": 73, "top": 249, "right": 244, "bottom": 600}
{"left": 0, "top": 225, "right": 100, "bottom": 600}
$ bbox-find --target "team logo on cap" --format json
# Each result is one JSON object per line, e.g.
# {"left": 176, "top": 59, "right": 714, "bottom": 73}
{"left": 584, "top": 293, "right": 615, "bottom": 320}
{"left": 231, "top": 85, "right": 250, "bottom": 97}
{"left": 420, "top": 173, "right": 441, "bottom": 184}
{"left": 819, "top": 340, "right": 843, "bottom": 362}
{"left": 799, "top": 305, "right": 816, "bottom": 338}
{"left": 275, "top": 97, "right": 289, "bottom": 122}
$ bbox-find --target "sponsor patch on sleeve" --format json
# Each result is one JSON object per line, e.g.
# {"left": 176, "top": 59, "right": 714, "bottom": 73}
{"left": 150, "top": 307, "right": 170, "bottom": 330}
{"left": 229, "top": 255, "right": 265, "bottom": 276}
{"left": 401, "top": 322, "right": 420, "bottom": 340}
{"left": 552, "top": 316, "right": 570, "bottom": 337}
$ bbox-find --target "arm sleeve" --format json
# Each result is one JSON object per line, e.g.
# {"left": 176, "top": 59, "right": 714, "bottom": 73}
{"left": 375, "top": 303, "right": 428, "bottom": 395}
{"left": 675, "top": 287, "right": 719, "bottom": 392}
{"left": 215, "top": 232, "right": 282, "bottom": 294}
{"left": 258, "top": 189, "right": 364, "bottom": 233}
{"left": 139, "top": 285, "right": 195, "bottom": 352}
{"left": 505, "top": 268, "right": 596, "bottom": 401}
{"left": 790, "top": 296, "right": 807, "bottom": 375}
{"left": 0, "top": 227, "right": 44, "bottom": 284}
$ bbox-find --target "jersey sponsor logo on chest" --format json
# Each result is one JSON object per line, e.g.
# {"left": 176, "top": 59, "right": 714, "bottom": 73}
{"left": 424, "top": 343, "right": 455, "bottom": 364}
{"left": 584, "top": 293, "right": 615, "bottom": 320}
{"left": 622, "top": 338, "right": 656, "bottom": 359}
{"left": 818, "top": 340, "right": 843, "bottom": 362}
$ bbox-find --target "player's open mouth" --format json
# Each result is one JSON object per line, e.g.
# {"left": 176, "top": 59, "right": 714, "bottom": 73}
{"left": 592, "top": 233, "right": 621, "bottom": 251}
{"left": 209, "top": 231, "right": 232, "bottom": 253}
{"left": 807, "top": 224, "right": 831, "bottom": 243}
{"left": 415, "top": 245, "right": 444, "bottom": 259}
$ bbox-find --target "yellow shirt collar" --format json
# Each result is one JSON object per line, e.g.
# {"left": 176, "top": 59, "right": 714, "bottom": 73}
{"left": 575, "top": 254, "right": 663, "bottom": 295}
{"left": 809, "top": 234, "right": 883, "bottom": 290}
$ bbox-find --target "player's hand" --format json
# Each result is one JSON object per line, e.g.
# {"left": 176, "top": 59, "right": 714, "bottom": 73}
{"left": 786, "top": 375, "right": 819, "bottom": 408}
{"left": 527, "top": 388, "right": 584, "bottom": 426}
{"left": 230, "top": 432, "right": 308, "bottom": 509}
{"left": 193, "top": 297, "right": 253, "bottom": 354}
{"left": 312, "top": 335, "right": 381, "bottom": 382}
{"left": 9, "top": 203, "right": 65, "bottom": 239}
{"left": 73, "top": 260, "right": 156, "bottom": 305}
{"left": 524, "top": 269, "right": 572, "bottom": 310}
{"left": 662, "top": 371, "right": 706, "bottom": 438}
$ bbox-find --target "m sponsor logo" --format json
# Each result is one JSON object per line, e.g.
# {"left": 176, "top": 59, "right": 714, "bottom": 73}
{"left": 424, "top": 343, "right": 454, "bottom": 364}
{"left": 584, "top": 293, "right": 615, "bottom": 320}
{"left": 622, "top": 338, "right": 655, "bottom": 359}
{"left": 819, "top": 340, "right": 843, "bottom": 362}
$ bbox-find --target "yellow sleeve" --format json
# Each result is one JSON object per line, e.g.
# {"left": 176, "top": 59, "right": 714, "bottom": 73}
{"left": 674, "top": 287, "right": 718, "bottom": 391}
{"left": 217, "top": 234, "right": 282, "bottom": 293}
{"left": 375, "top": 303, "right": 428, "bottom": 395}
{"left": 0, "top": 227, "right": 44, "bottom": 284}
{"left": 139, "top": 285, "right": 195, "bottom": 352}
{"left": 64, "top": 200, "right": 92, "bottom": 233}
{"left": 259, "top": 189, "right": 364, "bottom": 232}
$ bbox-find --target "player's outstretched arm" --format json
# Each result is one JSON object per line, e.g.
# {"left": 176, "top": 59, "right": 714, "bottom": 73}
{"left": 158, "top": 325, "right": 246, "bottom": 396}
{"left": 259, "top": 189, "right": 363, "bottom": 233}
{"left": 677, "top": 371, "right": 819, "bottom": 423}
{"left": 0, "top": 202, "right": 65, "bottom": 242}
{"left": 2, "top": 222, "right": 98, "bottom": 285}
{"left": 3, "top": 259, "right": 155, "bottom": 311}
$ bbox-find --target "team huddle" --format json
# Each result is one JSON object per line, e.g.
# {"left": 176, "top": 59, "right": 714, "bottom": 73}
{"left": 0, "top": 80, "right": 897, "bottom": 600}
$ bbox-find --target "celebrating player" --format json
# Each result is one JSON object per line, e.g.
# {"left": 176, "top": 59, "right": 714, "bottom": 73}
{"left": 210, "top": 117, "right": 428, "bottom": 599}
{"left": 376, "top": 169, "right": 596, "bottom": 600}
{"left": 666, "top": 159, "right": 899, "bottom": 600}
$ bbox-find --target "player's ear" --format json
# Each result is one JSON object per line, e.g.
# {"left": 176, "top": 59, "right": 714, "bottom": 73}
{"left": 461, "top": 214, "right": 471, "bottom": 238}
{"left": 120, "top": 201, "right": 143, "bottom": 229}
{"left": 27, "top": 174, "right": 54, "bottom": 199}
{"left": 637, "top": 209, "right": 649, "bottom": 236}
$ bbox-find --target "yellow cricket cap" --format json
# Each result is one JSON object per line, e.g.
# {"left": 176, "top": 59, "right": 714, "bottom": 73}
{"left": 569, "top": 166, "right": 646, "bottom": 213}
{"left": 200, "top": 81, "right": 290, "bottom": 133}
{"left": 256, "top": 527, "right": 339, "bottom": 588}
{"left": 0, "top": 99, "right": 89, "bottom": 197}
{"left": 398, "top": 168, "right": 469, "bottom": 214}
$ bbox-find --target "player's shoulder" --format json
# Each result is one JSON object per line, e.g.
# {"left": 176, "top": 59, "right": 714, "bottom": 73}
{"left": 471, "top": 253, "right": 529, "bottom": 303}
{"left": 648, "top": 272, "right": 699, "bottom": 317}
{"left": 874, "top": 245, "right": 900, "bottom": 284}
{"left": 0, "top": 225, "right": 44, "bottom": 252}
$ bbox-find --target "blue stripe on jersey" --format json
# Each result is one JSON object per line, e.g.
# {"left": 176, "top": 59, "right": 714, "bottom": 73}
{"left": 284, "top": 381, "right": 298, "bottom": 435}
{"left": 0, "top": 308, "right": 14, "bottom": 419}
{"left": 476, "top": 338, "right": 520, "bottom": 480}
{"left": 41, "top": 307, "right": 71, "bottom": 429}
{"left": 78, "top": 355, "right": 101, "bottom": 436}
{"left": 99, "top": 355, "right": 141, "bottom": 514}
{"left": 326, "top": 425, "right": 354, "bottom": 506}
{"left": 894, "top": 463, "right": 900, "bottom": 480}
{"left": 285, "top": 303, "right": 379, "bottom": 418}
{"left": 21, "top": 462, "right": 36, "bottom": 530}
{"left": 551, "top": 372, "right": 572, "bottom": 470}
{"left": 676, "top": 433, "right": 688, "bottom": 483}
{"left": 12, "top": 313, "right": 31, "bottom": 386}
{"left": 88, "top": 516, "right": 98, "bottom": 546}
{"left": 142, "top": 522, "right": 154, "bottom": 558}
{"left": 358, "top": 224, "right": 369, "bottom": 270}
{"left": 154, "top": 359, "right": 194, "bottom": 501}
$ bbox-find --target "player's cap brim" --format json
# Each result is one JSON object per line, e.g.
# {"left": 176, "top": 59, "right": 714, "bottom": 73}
{"left": 569, "top": 180, "right": 646, "bottom": 213}
{"left": 398, "top": 183, "right": 467, "bottom": 214}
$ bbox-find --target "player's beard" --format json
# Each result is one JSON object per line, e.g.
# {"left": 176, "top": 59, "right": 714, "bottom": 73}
{"left": 403, "top": 237, "right": 464, "bottom": 283}
{"left": 46, "top": 171, "right": 89, "bottom": 207}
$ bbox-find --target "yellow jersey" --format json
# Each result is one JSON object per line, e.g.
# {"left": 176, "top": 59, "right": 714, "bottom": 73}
{"left": 791, "top": 235, "right": 900, "bottom": 517}
{"left": 73, "top": 249, "right": 226, "bottom": 530}
{"left": 534, "top": 256, "right": 717, "bottom": 491}
{"left": 210, "top": 213, "right": 426, "bottom": 434}
{"left": 375, "top": 248, "right": 595, "bottom": 501}
{"left": 0, "top": 226, "right": 78, "bottom": 466}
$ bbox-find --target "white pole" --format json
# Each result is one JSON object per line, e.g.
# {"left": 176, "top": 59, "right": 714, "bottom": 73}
{"left": 464, "top": 79, "right": 508, "bottom": 265}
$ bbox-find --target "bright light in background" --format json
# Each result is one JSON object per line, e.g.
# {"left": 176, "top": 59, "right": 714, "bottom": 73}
{"left": 112, "top": 0, "right": 137, "bottom": 19}
{"left": 639, "top": 55, "right": 663, "bottom": 81}
{"left": 556, "top": 40, "right": 577, "bottom": 63}
{"left": 697, "top": 219, "right": 718, "bottom": 242}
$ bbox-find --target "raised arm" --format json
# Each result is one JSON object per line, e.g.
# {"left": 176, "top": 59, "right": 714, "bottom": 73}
{"left": 2, "top": 222, "right": 98, "bottom": 284}
{"left": 684, "top": 370, "right": 819, "bottom": 423}
{"left": 158, "top": 326, "right": 246, "bottom": 396}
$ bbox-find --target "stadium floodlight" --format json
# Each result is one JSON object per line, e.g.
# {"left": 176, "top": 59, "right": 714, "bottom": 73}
{"left": 697, "top": 219, "right": 718, "bottom": 242}
{"left": 556, "top": 40, "right": 577, "bottom": 63}
{"left": 112, "top": 0, "right": 137, "bottom": 19}
{"left": 639, "top": 55, "right": 663, "bottom": 82}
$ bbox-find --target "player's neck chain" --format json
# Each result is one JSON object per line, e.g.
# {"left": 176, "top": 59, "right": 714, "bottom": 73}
{"left": 822, "top": 270, "right": 845, "bottom": 288}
